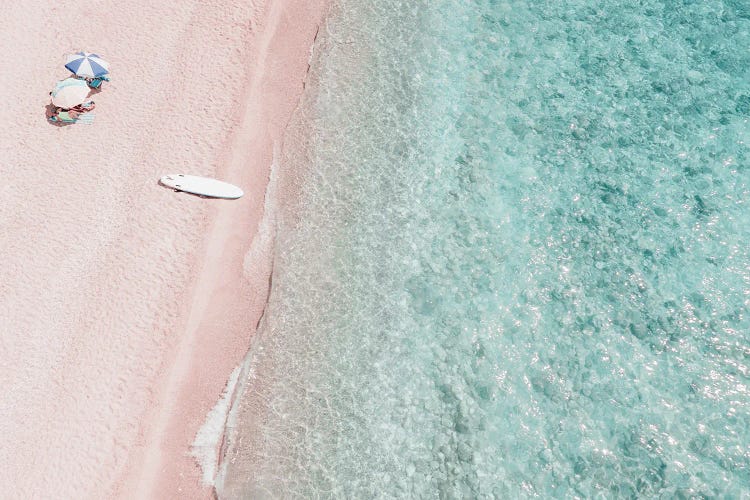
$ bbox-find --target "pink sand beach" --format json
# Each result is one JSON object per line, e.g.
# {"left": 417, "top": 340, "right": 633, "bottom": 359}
{"left": 0, "top": 0, "right": 328, "bottom": 497}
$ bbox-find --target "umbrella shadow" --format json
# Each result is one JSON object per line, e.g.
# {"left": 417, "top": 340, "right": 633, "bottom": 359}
{"left": 44, "top": 103, "right": 75, "bottom": 127}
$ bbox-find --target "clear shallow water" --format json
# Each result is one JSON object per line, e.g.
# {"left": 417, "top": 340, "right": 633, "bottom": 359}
{"left": 219, "top": 0, "right": 750, "bottom": 497}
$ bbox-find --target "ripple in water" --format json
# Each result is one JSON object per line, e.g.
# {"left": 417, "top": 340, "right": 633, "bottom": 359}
{"left": 218, "top": 0, "right": 750, "bottom": 497}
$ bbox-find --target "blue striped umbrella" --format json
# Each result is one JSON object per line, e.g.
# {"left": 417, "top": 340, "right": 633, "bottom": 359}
{"left": 65, "top": 51, "right": 110, "bottom": 78}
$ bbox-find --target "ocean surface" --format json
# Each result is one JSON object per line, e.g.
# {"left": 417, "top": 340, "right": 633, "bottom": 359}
{"left": 218, "top": 0, "right": 750, "bottom": 497}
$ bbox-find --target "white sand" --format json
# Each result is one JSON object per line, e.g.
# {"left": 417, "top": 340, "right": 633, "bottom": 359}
{"left": 0, "top": 0, "right": 328, "bottom": 498}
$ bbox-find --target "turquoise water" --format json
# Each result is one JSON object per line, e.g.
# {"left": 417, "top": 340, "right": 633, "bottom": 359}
{"left": 219, "top": 0, "right": 750, "bottom": 497}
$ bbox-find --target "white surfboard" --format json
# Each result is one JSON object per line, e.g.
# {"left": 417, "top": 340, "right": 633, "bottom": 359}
{"left": 160, "top": 174, "right": 244, "bottom": 199}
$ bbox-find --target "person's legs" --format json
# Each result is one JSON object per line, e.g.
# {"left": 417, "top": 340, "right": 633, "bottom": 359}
{"left": 71, "top": 102, "right": 95, "bottom": 113}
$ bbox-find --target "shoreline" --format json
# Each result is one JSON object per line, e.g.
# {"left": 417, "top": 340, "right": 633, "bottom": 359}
{"left": 0, "top": 1, "right": 329, "bottom": 498}
{"left": 118, "top": 1, "right": 331, "bottom": 498}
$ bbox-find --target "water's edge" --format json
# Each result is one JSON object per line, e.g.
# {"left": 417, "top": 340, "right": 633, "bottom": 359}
{"left": 217, "top": 0, "right": 750, "bottom": 497}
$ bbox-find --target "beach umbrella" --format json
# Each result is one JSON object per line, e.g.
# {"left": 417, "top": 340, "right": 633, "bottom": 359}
{"left": 51, "top": 78, "right": 90, "bottom": 108}
{"left": 65, "top": 51, "right": 110, "bottom": 78}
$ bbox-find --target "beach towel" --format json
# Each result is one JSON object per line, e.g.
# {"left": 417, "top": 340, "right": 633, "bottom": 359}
{"left": 75, "top": 113, "right": 95, "bottom": 124}
{"left": 49, "top": 112, "right": 96, "bottom": 125}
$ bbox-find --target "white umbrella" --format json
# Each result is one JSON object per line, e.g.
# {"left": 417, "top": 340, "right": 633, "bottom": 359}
{"left": 51, "top": 78, "right": 90, "bottom": 108}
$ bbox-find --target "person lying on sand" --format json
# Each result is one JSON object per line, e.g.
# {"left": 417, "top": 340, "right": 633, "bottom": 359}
{"left": 70, "top": 101, "right": 95, "bottom": 113}
{"left": 48, "top": 101, "right": 94, "bottom": 123}
{"left": 47, "top": 107, "right": 76, "bottom": 122}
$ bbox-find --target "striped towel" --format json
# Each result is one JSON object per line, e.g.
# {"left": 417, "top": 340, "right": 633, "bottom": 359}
{"left": 76, "top": 113, "right": 95, "bottom": 125}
